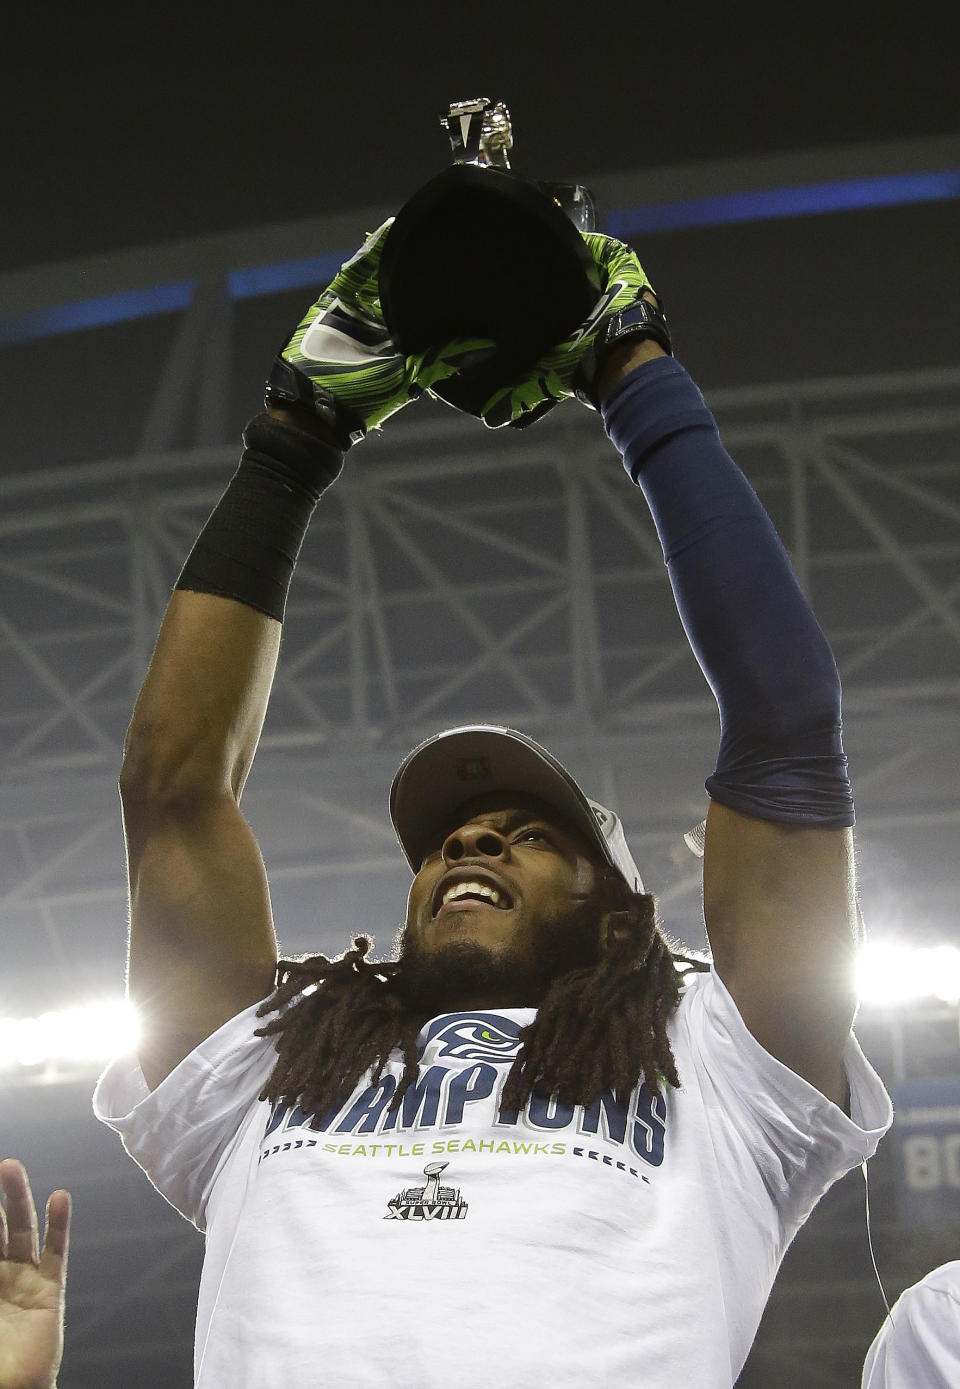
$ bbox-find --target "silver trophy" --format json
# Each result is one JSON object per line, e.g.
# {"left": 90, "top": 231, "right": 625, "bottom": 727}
{"left": 440, "top": 97, "right": 515, "bottom": 169}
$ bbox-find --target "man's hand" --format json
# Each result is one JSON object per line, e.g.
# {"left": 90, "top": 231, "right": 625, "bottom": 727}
{"left": 267, "top": 220, "right": 496, "bottom": 449}
{"left": 439, "top": 233, "right": 663, "bottom": 429}
{"left": 0, "top": 1160, "right": 70, "bottom": 1389}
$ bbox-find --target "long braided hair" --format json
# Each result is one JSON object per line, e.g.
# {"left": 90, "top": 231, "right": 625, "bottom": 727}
{"left": 255, "top": 871, "right": 709, "bottom": 1123}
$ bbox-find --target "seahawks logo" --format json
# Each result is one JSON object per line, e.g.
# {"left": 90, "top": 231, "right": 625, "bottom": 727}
{"left": 428, "top": 1014, "right": 523, "bottom": 1062}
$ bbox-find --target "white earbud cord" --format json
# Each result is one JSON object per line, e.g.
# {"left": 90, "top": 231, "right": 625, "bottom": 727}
{"left": 862, "top": 1158, "right": 895, "bottom": 1330}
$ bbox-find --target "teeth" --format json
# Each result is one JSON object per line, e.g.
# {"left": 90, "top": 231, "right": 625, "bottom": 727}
{"left": 441, "top": 880, "right": 503, "bottom": 908}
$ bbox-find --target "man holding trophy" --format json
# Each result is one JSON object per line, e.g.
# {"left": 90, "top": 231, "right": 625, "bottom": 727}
{"left": 95, "top": 101, "right": 890, "bottom": 1387}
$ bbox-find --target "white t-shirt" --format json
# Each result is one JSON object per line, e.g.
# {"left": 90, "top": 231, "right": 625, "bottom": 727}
{"left": 862, "top": 1262, "right": 960, "bottom": 1388}
{"left": 94, "top": 969, "right": 890, "bottom": 1389}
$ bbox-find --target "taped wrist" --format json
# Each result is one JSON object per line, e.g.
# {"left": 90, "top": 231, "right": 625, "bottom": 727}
{"left": 603, "top": 358, "right": 854, "bottom": 828}
{"left": 175, "top": 413, "right": 343, "bottom": 622}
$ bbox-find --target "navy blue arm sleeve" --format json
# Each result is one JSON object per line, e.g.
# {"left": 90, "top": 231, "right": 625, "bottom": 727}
{"left": 602, "top": 356, "right": 854, "bottom": 828}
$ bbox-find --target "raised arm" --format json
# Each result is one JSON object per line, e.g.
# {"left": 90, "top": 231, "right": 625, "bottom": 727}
{"left": 600, "top": 339, "right": 858, "bottom": 1107}
{"left": 120, "top": 220, "right": 499, "bottom": 1090}
{"left": 122, "top": 224, "right": 383, "bottom": 1090}
{"left": 452, "top": 234, "right": 858, "bottom": 1104}
{"left": 120, "top": 419, "right": 339, "bottom": 1090}
{"left": 451, "top": 231, "right": 858, "bottom": 1103}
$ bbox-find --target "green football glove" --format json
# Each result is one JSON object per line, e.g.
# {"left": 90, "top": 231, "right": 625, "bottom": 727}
{"left": 266, "top": 219, "right": 496, "bottom": 449}
{"left": 465, "top": 233, "right": 659, "bottom": 430}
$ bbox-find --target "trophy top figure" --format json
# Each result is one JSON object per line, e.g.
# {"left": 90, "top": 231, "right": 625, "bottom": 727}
{"left": 440, "top": 97, "right": 514, "bottom": 169}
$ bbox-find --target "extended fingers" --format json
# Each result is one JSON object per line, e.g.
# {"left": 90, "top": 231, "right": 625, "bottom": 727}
{"left": 0, "top": 1158, "right": 40, "bottom": 1265}
{"left": 39, "top": 1189, "right": 71, "bottom": 1284}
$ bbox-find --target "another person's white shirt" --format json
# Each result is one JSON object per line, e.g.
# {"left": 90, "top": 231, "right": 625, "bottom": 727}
{"left": 862, "top": 1262, "right": 960, "bottom": 1387}
{"left": 95, "top": 969, "right": 891, "bottom": 1389}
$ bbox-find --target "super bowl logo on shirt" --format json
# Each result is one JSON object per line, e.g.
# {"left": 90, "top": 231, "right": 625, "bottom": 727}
{"left": 385, "top": 1161, "right": 469, "bottom": 1221}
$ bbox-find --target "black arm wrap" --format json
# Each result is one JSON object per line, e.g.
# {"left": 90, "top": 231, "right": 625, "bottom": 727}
{"left": 174, "top": 413, "right": 344, "bottom": 622}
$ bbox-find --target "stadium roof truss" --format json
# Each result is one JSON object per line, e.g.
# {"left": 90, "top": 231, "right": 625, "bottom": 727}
{"left": 2, "top": 350, "right": 959, "bottom": 988}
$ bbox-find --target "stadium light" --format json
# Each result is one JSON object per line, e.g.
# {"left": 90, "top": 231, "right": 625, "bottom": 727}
{"left": 0, "top": 999, "right": 140, "bottom": 1073}
{"left": 857, "top": 942, "right": 960, "bottom": 1007}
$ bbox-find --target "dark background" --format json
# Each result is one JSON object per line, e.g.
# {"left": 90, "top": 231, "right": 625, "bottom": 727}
{"left": 3, "top": 3, "right": 956, "bottom": 272}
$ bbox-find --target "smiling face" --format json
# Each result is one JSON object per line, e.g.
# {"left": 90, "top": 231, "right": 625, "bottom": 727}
{"left": 398, "top": 793, "right": 606, "bottom": 1013}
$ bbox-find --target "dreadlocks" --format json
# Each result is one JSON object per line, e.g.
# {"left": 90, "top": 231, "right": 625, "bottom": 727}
{"left": 255, "top": 872, "right": 709, "bottom": 1124}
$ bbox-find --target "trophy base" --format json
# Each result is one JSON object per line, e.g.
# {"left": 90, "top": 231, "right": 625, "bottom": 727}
{"left": 379, "top": 165, "right": 599, "bottom": 412}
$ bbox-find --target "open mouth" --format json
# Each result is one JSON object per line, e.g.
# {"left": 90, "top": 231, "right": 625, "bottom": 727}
{"left": 432, "top": 872, "right": 514, "bottom": 917}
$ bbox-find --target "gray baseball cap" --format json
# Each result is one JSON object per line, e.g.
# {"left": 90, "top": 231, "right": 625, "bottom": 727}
{"left": 389, "top": 724, "right": 643, "bottom": 892}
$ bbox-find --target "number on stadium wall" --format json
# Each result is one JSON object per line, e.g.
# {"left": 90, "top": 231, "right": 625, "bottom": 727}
{"left": 903, "top": 1134, "right": 960, "bottom": 1191}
